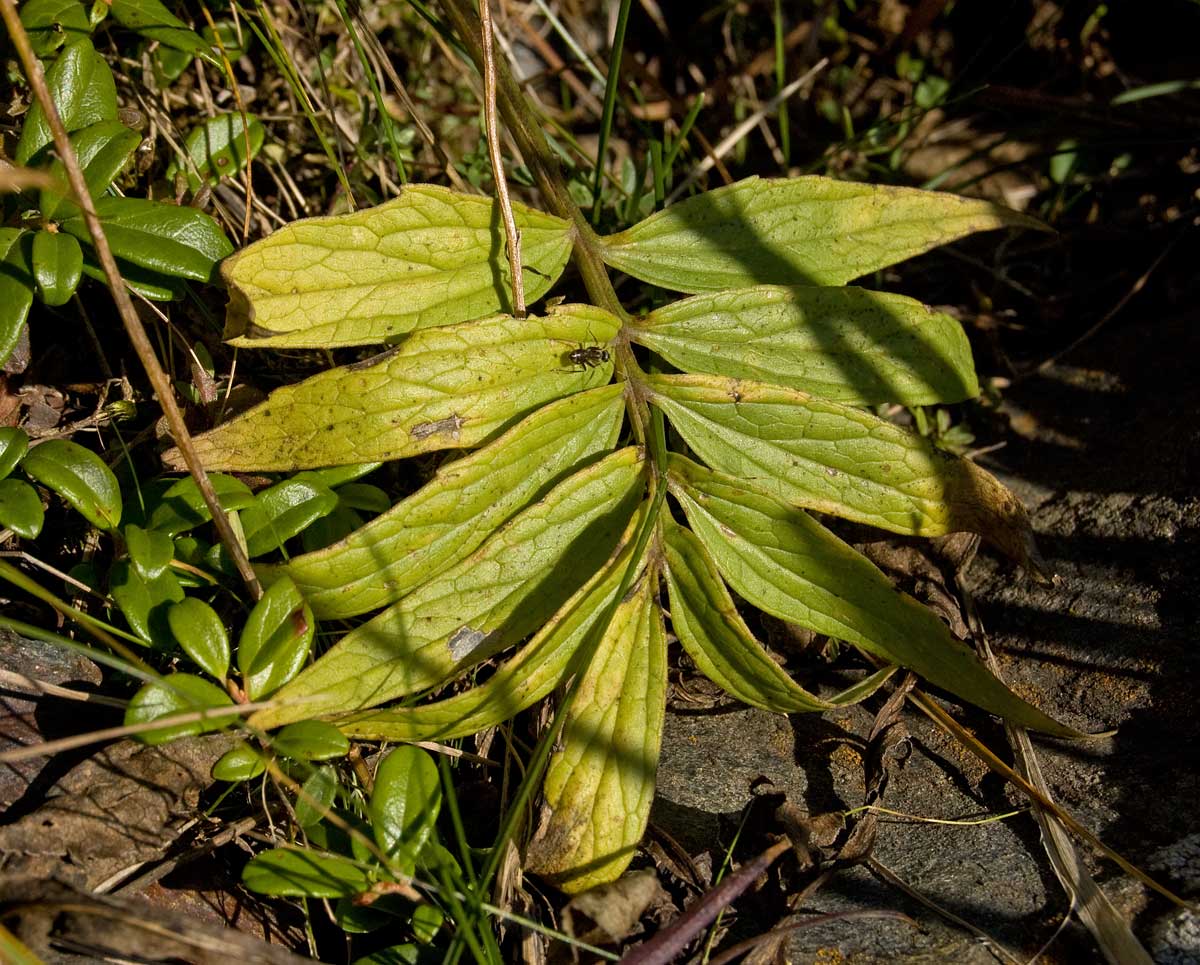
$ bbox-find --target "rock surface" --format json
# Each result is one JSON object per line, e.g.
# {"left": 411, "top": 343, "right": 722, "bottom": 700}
{"left": 653, "top": 308, "right": 1200, "bottom": 962}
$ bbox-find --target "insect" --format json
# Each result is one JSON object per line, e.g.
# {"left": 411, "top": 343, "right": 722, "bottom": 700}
{"left": 565, "top": 345, "right": 610, "bottom": 370}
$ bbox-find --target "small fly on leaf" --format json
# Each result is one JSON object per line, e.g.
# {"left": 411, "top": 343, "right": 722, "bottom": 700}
{"left": 565, "top": 345, "right": 610, "bottom": 370}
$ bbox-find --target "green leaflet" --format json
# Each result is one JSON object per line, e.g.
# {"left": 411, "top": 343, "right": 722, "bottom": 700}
{"left": 662, "top": 518, "right": 894, "bottom": 713}
{"left": 599, "top": 175, "right": 1042, "bottom": 293}
{"left": 629, "top": 285, "right": 979, "bottom": 406}
{"left": 276, "top": 385, "right": 625, "bottom": 619}
{"left": 221, "top": 183, "right": 575, "bottom": 348}
{"left": 15, "top": 39, "right": 117, "bottom": 165}
{"left": 525, "top": 563, "right": 666, "bottom": 893}
{"left": 647, "top": 373, "right": 1036, "bottom": 565}
{"left": 668, "top": 458, "right": 1078, "bottom": 737}
{"left": 336, "top": 504, "right": 645, "bottom": 741}
{"left": 247, "top": 447, "right": 646, "bottom": 730}
{"left": 172, "top": 305, "right": 619, "bottom": 472}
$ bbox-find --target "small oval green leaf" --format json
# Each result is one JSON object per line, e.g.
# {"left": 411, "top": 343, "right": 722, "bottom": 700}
{"left": 125, "top": 672, "right": 236, "bottom": 744}
{"left": 62, "top": 196, "right": 233, "bottom": 283}
{"left": 172, "top": 112, "right": 265, "bottom": 190}
{"left": 110, "top": 558, "right": 184, "bottom": 645}
{"left": 109, "top": 0, "right": 212, "bottom": 56}
{"left": 22, "top": 0, "right": 92, "bottom": 57}
{"left": 242, "top": 847, "right": 371, "bottom": 898}
{"left": 15, "top": 39, "right": 117, "bottom": 164}
{"left": 212, "top": 741, "right": 265, "bottom": 781}
{"left": 124, "top": 522, "right": 174, "bottom": 580}
{"left": 294, "top": 764, "right": 339, "bottom": 828}
{"left": 0, "top": 427, "right": 30, "bottom": 480}
{"left": 41, "top": 119, "right": 142, "bottom": 219}
{"left": 31, "top": 230, "right": 83, "bottom": 307}
{"left": 273, "top": 719, "right": 350, "bottom": 761}
{"left": 239, "top": 476, "right": 339, "bottom": 557}
{"left": 0, "top": 229, "right": 35, "bottom": 368}
{"left": 0, "top": 478, "right": 45, "bottom": 539}
{"left": 167, "top": 597, "right": 230, "bottom": 680}
{"left": 21, "top": 438, "right": 122, "bottom": 530}
{"left": 238, "top": 575, "right": 314, "bottom": 700}
{"left": 148, "top": 472, "right": 254, "bottom": 535}
{"left": 333, "top": 483, "right": 390, "bottom": 515}
{"left": 370, "top": 745, "right": 441, "bottom": 865}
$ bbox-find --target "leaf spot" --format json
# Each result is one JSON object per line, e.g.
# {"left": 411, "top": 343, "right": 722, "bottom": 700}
{"left": 411, "top": 414, "right": 464, "bottom": 441}
{"left": 448, "top": 625, "right": 490, "bottom": 663}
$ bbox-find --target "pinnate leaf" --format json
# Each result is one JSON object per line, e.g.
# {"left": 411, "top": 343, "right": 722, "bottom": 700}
{"left": 172, "top": 305, "right": 619, "bottom": 472}
{"left": 662, "top": 517, "right": 894, "bottom": 712}
{"left": 337, "top": 506, "right": 644, "bottom": 741}
{"left": 526, "top": 564, "right": 665, "bottom": 893}
{"left": 669, "top": 458, "right": 1078, "bottom": 736}
{"left": 276, "top": 385, "right": 625, "bottom": 618}
{"left": 629, "top": 285, "right": 979, "bottom": 405}
{"left": 599, "top": 175, "right": 1042, "bottom": 292}
{"left": 249, "top": 447, "right": 645, "bottom": 730}
{"left": 222, "top": 183, "right": 574, "bottom": 348}
{"left": 648, "top": 373, "right": 1038, "bottom": 566}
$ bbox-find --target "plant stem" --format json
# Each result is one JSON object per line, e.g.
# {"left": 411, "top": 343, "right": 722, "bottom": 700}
{"left": 438, "top": 0, "right": 649, "bottom": 444}
{"left": 0, "top": 0, "right": 262, "bottom": 601}
{"left": 478, "top": 0, "right": 526, "bottom": 315}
